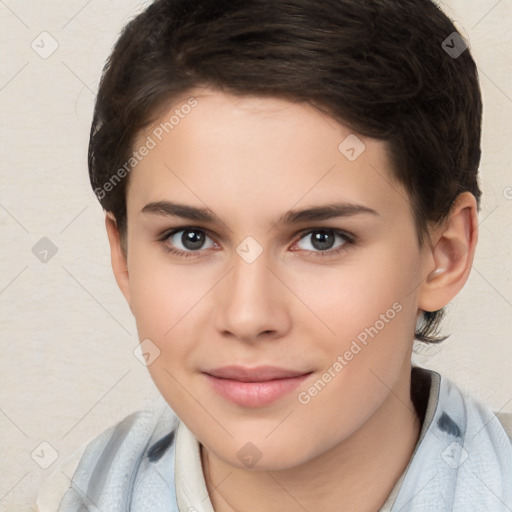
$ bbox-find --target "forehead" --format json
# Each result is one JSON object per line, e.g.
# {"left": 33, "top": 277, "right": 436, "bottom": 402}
{"left": 127, "top": 88, "right": 409, "bottom": 225}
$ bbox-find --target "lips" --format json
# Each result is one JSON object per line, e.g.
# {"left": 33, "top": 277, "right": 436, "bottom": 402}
{"left": 204, "top": 365, "right": 310, "bottom": 382}
{"left": 203, "top": 365, "right": 313, "bottom": 407}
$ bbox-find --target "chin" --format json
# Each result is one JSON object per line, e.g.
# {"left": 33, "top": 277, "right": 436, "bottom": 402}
{"left": 211, "top": 437, "right": 316, "bottom": 472}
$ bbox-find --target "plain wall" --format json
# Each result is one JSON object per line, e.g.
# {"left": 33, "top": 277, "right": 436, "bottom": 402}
{"left": 0, "top": 0, "right": 511, "bottom": 510}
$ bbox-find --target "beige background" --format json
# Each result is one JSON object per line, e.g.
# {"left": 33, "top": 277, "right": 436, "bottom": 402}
{"left": 0, "top": 0, "right": 511, "bottom": 510}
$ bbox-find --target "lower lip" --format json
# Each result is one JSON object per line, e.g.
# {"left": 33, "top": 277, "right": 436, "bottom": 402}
{"left": 204, "top": 373, "right": 312, "bottom": 408}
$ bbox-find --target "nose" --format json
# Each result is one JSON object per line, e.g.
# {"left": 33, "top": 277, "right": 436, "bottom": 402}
{"left": 213, "top": 248, "right": 291, "bottom": 343}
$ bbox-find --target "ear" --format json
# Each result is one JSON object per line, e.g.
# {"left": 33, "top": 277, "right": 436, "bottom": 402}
{"left": 418, "top": 192, "right": 479, "bottom": 312}
{"left": 105, "top": 212, "right": 132, "bottom": 307}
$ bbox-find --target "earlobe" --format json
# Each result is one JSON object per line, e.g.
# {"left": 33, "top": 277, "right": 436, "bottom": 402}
{"left": 104, "top": 213, "right": 132, "bottom": 306}
{"left": 419, "top": 192, "right": 478, "bottom": 312}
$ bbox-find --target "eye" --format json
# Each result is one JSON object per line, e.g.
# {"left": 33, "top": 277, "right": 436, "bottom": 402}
{"left": 159, "top": 227, "right": 217, "bottom": 257}
{"left": 292, "top": 229, "right": 353, "bottom": 257}
{"left": 158, "top": 226, "right": 354, "bottom": 259}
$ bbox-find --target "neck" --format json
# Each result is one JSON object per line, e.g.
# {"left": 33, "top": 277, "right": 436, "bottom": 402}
{"left": 202, "top": 368, "right": 421, "bottom": 512}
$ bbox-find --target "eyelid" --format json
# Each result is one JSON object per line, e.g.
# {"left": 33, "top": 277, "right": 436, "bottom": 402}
{"left": 294, "top": 227, "right": 355, "bottom": 244}
{"left": 157, "top": 226, "right": 219, "bottom": 248}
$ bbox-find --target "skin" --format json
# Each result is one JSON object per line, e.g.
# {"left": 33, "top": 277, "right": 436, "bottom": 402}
{"left": 105, "top": 87, "right": 478, "bottom": 512}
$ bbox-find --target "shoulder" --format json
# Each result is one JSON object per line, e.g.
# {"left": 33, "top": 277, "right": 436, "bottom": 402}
{"left": 437, "top": 370, "right": 512, "bottom": 444}
{"left": 37, "top": 397, "right": 176, "bottom": 512}
{"left": 413, "top": 366, "right": 512, "bottom": 445}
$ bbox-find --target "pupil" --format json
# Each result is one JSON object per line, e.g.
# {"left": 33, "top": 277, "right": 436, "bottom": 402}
{"left": 312, "top": 230, "right": 334, "bottom": 250}
{"left": 183, "top": 230, "right": 204, "bottom": 250}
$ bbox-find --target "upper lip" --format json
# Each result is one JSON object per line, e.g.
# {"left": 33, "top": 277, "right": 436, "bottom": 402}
{"left": 204, "top": 365, "right": 311, "bottom": 382}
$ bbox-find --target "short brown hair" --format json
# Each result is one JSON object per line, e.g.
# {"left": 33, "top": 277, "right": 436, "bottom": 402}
{"left": 89, "top": 0, "right": 482, "bottom": 343}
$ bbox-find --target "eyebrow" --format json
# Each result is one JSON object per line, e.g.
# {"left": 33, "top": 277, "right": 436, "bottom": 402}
{"left": 141, "top": 200, "right": 378, "bottom": 227}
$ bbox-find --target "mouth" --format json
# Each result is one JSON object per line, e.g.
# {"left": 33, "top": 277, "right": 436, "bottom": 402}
{"left": 203, "top": 365, "right": 313, "bottom": 407}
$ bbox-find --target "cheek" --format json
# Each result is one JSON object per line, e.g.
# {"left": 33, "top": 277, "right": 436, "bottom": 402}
{"left": 127, "top": 243, "right": 202, "bottom": 334}
{"left": 126, "top": 254, "right": 208, "bottom": 412}
{"left": 291, "top": 271, "right": 417, "bottom": 456}
{"left": 285, "top": 240, "right": 420, "bottom": 410}
{"left": 127, "top": 248, "right": 221, "bottom": 380}
{"left": 284, "top": 242, "right": 420, "bottom": 344}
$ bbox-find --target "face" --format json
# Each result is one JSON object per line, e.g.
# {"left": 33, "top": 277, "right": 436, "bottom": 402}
{"left": 114, "top": 88, "right": 433, "bottom": 470}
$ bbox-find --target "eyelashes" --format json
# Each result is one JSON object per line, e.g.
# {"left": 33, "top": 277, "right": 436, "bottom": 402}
{"left": 157, "top": 226, "right": 355, "bottom": 259}
{"left": 294, "top": 229, "right": 353, "bottom": 257}
{"left": 158, "top": 227, "right": 217, "bottom": 259}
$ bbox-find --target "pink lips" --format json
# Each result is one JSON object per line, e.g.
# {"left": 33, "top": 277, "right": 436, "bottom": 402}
{"left": 203, "top": 365, "right": 312, "bottom": 407}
